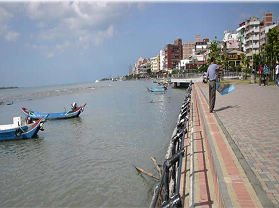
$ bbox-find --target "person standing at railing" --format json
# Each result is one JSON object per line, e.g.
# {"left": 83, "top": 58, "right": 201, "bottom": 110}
{"left": 206, "top": 57, "right": 219, "bottom": 113}
{"left": 264, "top": 64, "right": 269, "bottom": 86}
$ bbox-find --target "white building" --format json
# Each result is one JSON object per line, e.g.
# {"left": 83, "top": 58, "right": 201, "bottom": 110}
{"left": 139, "top": 59, "right": 151, "bottom": 75}
{"left": 178, "top": 58, "right": 190, "bottom": 70}
{"left": 150, "top": 56, "right": 160, "bottom": 73}
{"left": 244, "top": 17, "right": 260, "bottom": 58}
{"left": 195, "top": 41, "right": 208, "bottom": 53}
{"left": 134, "top": 57, "right": 144, "bottom": 75}
{"left": 159, "top": 49, "right": 166, "bottom": 71}
{"left": 223, "top": 31, "right": 240, "bottom": 50}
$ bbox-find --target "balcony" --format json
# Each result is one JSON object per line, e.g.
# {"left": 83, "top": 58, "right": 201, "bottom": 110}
{"left": 245, "top": 43, "right": 259, "bottom": 50}
{"left": 246, "top": 35, "right": 259, "bottom": 42}
{"left": 245, "top": 28, "right": 259, "bottom": 35}
{"left": 246, "top": 20, "right": 260, "bottom": 26}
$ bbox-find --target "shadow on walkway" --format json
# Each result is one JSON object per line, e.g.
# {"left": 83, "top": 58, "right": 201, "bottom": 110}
{"left": 215, "top": 105, "right": 240, "bottom": 112}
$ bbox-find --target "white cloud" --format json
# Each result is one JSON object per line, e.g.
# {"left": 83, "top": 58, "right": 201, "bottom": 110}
{"left": 5, "top": 31, "right": 19, "bottom": 41}
{"left": 0, "top": 5, "right": 20, "bottom": 41}
{"left": 94, "top": 25, "right": 114, "bottom": 45}
{"left": 47, "top": 52, "right": 54, "bottom": 58}
{"left": 0, "top": 1, "right": 141, "bottom": 57}
{"left": 24, "top": 2, "right": 135, "bottom": 47}
{"left": 0, "top": 6, "right": 13, "bottom": 24}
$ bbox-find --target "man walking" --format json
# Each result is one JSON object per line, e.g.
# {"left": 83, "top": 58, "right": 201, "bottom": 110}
{"left": 207, "top": 57, "right": 219, "bottom": 113}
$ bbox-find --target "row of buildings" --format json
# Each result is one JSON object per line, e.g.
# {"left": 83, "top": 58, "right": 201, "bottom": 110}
{"left": 130, "top": 12, "right": 278, "bottom": 76}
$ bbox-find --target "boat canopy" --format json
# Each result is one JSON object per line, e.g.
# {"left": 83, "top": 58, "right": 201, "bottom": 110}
{"left": 0, "top": 117, "right": 22, "bottom": 130}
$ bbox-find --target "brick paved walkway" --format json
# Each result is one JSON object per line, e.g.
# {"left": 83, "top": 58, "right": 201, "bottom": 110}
{"left": 198, "top": 82, "right": 279, "bottom": 206}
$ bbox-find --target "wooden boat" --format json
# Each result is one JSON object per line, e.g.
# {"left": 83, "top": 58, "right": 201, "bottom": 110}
{"left": 147, "top": 86, "right": 167, "bottom": 92}
{"left": 0, "top": 116, "right": 45, "bottom": 141}
{"left": 21, "top": 103, "right": 86, "bottom": 120}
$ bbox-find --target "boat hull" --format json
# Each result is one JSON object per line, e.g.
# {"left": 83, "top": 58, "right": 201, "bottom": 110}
{"left": 148, "top": 87, "right": 167, "bottom": 92}
{"left": 0, "top": 118, "right": 43, "bottom": 141}
{"left": 21, "top": 104, "right": 86, "bottom": 120}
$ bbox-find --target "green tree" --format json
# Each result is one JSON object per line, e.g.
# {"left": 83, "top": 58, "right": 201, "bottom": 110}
{"left": 220, "top": 53, "right": 228, "bottom": 70}
{"left": 253, "top": 54, "right": 260, "bottom": 72}
{"left": 208, "top": 37, "right": 222, "bottom": 64}
{"left": 240, "top": 53, "right": 250, "bottom": 80}
{"left": 262, "top": 27, "right": 279, "bottom": 80}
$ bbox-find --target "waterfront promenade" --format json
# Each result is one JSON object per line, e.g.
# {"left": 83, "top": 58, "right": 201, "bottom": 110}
{"left": 180, "top": 81, "right": 279, "bottom": 207}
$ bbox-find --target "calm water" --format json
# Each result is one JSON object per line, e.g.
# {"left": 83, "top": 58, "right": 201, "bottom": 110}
{"left": 0, "top": 80, "right": 186, "bottom": 207}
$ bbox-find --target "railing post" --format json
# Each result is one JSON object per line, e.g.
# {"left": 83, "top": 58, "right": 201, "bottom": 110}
{"left": 163, "top": 166, "right": 170, "bottom": 202}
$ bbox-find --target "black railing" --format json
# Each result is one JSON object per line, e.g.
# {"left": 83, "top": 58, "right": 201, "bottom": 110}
{"left": 222, "top": 71, "right": 241, "bottom": 77}
{"left": 150, "top": 82, "right": 192, "bottom": 208}
{"left": 171, "top": 73, "right": 202, "bottom": 79}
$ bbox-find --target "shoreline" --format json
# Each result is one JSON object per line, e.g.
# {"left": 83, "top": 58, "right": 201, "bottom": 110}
{"left": 0, "top": 84, "right": 111, "bottom": 106}
{"left": 0, "top": 87, "right": 18, "bottom": 90}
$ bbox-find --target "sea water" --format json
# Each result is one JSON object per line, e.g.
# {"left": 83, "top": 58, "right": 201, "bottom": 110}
{"left": 0, "top": 80, "right": 186, "bottom": 207}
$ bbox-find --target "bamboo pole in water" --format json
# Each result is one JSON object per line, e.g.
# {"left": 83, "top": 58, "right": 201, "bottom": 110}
{"left": 151, "top": 157, "right": 162, "bottom": 177}
{"left": 135, "top": 166, "right": 160, "bottom": 180}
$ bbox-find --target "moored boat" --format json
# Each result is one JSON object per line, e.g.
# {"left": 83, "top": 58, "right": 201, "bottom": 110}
{"left": 147, "top": 86, "right": 167, "bottom": 92}
{"left": 0, "top": 116, "right": 45, "bottom": 141}
{"left": 21, "top": 103, "right": 86, "bottom": 120}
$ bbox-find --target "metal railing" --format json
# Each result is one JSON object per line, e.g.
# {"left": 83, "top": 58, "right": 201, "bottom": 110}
{"left": 222, "top": 71, "right": 241, "bottom": 77}
{"left": 150, "top": 82, "right": 192, "bottom": 208}
{"left": 171, "top": 73, "right": 202, "bottom": 79}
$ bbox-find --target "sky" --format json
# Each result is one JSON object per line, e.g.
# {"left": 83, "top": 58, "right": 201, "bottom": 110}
{"left": 0, "top": 1, "right": 278, "bottom": 87}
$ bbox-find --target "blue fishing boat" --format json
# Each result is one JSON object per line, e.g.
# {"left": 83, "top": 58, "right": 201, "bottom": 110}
{"left": 21, "top": 103, "right": 86, "bottom": 120}
{"left": 0, "top": 116, "right": 45, "bottom": 141}
{"left": 147, "top": 86, "right": 167, "bottom": 92}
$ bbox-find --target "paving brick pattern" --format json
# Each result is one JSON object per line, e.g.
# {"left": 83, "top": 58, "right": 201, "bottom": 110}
{"left": 198, "top": 82, "right": 279, "bottom": 206}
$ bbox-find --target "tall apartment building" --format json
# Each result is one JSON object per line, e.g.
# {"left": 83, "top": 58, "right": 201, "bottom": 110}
{"left": 164, "top": 39, "right": 183, "bottom": 69}
{"left": 264, "top": 12, "right": 273, "bottom": 26}
{"left": 183, "top": 42, "right": 195, "bottom": 59}
{"left": 259, "top": 12, "right": 276, "bottom": 51}
{"left": 236, "top": 22, "right": 246, "bottom": 51}
{"left": 160, "top": 50, "right": 166, "bottom": 71}
{"left": 156, "top": 54, "right": 160, "bottom": 72}
{"left": 140, "top": 58, "right": 150, "bottom": 75}
{"left": 244, "top": 16, "right": 260, "bottom": 58}
{"left": 150, "top": 55, "right": 160, "bottom": 73}
{"left": 195, "top": 35, "right": 201, "bottom": 42}
{"left": 134, "top": 57, "right": 144, "bottom": 74}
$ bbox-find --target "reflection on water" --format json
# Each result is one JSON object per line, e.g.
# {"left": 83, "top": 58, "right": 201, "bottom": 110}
{"left": 0, "top": 80, "right": 186, "bottom": 207}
